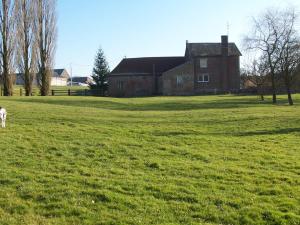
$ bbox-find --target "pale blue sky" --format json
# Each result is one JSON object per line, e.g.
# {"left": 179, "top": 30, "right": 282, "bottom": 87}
{"left": 55, "top": 0, "right": 300, "bottom": 77}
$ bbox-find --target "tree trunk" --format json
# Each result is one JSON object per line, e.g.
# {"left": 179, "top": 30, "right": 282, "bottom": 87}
{"left": 287, "top": 90, "right": 293, "bottom": 106}
{"left": 24, "top": 70, "right": 33, "bottom": 96}
{"left": 3, "top": 72, "right": 13, "bottom": 96}
{"left": 1, "top": 0, "right": 14, "bottom": 97}
{"left": 260, "top": 94, "right": 264, "bottom": 101}
{"left": 270, "top": 75, "right": 277, "bottom": 104}
{"left": 257, "top": 86, "right": 264, "bottom": 101}
{"left": 285, "top": 75, "right": 294, "bottom": 106}
{"left": 40, "top": 68, "right": 50, "bottom": 96}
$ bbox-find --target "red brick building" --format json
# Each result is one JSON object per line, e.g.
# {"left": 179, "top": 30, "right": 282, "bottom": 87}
{"left": 108, "top": 35, "right": 241, "bottom": 97}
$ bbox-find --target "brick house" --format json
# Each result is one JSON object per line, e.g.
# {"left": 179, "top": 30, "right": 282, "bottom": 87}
{"left": 108, "top": 35, "right": 241, "bottom": 97}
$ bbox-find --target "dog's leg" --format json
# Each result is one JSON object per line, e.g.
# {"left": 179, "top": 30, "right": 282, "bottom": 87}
{"left": 3, "top": 114, "right": 6, "bottom": 128}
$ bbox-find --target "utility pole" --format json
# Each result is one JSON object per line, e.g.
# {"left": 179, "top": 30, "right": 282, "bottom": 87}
{"left": 70, "top": 63, "right": 73, "bottom": 87}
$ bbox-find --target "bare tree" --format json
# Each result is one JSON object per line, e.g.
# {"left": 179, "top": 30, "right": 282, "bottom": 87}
{"left": 244, "top": 9, "right": 285, "bottom": 104}
{"left": 36, "top": 0, "right": 56, "bottom": 96}
{"left": 242, "top": 56, "right": 269, "bottom": 101}
{"left": 276, "top": 8, "right": 300, "bottom": 105}
{"left": 0, "top": 0, "right": 16, "bottom": 96}
{"left": 15, "top": 0, "right": 37, "bottom": 96}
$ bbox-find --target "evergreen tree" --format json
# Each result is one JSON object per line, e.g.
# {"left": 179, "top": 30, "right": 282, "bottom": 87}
{"left": 91, "top": 47, "right": 110, "bottom": 96}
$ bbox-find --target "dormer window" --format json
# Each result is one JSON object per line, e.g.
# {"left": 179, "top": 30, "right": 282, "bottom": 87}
{"left": 200, "top": 58, "right": 208, "bottom": 68}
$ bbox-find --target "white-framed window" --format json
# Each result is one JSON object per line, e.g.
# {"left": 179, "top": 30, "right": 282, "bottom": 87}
{"left": 200, "top": 58, "right": 208, "bottom": 68}
{"left": 117, "top": 81, "right": 124, "bottom": 90}
{"left": 176, "top": 75, "right": 184, "bottom": 87}
{"left": 198, "top": 74, "right": 210, "bottom": 83}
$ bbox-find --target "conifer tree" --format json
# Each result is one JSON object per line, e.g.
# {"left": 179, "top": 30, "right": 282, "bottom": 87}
{"left": 91, "top": 47, "right": 110, "bottom": 96}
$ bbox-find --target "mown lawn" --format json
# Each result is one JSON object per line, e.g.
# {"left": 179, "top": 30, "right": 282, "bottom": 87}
{"left": 0, "top": 95, "right": 299, "bottom": 225}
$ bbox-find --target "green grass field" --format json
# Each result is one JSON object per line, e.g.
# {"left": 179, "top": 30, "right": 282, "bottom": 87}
{"left": 0, "top": 95, "right": 299, "bottom": 225}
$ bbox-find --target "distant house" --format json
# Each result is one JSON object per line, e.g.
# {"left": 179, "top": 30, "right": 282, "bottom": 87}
{"left": 51, "top": 69, "right": 70, "bottom": 86}
{"left": 15, "top": 69, "right": 70, "bottom": 86}
{"left": 68, "top": 76, "right": 94, "bottom": 86}
{"left": 108, "top": 35, "right": 241, "bottom": 97}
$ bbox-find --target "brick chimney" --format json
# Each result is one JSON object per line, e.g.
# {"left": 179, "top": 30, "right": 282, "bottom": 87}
{"left": 221, "top": 35, "right": 229, "bottom": 56}
{"left": 221, "top": 35, "right": 229, "bottom": 92}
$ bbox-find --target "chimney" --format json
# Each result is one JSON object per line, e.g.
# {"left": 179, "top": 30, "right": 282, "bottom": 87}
{"left": 185, "top": 40, "right": 190, "bottom": 60}
{"left": 221, "top": 35, "right": 229, "bottom": 56}
{"left": 221, "top": 35, "right": 229, "bottom": 92}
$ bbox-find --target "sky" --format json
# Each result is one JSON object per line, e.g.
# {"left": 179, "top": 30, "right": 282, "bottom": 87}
{"left": 55, "top": 0, "right": 300, "bottom": 77}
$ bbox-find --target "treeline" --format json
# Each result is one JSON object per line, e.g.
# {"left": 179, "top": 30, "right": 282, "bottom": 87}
{"left": 0, "top": 0, "right": 57, "bottom": 96}
{"left": 243, "top": 7, "right": 300, "bottom": 105}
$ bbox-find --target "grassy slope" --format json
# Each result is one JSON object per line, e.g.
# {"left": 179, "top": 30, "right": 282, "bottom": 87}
{"left": 0, "top": 95, "right": 299, "bottom": 225}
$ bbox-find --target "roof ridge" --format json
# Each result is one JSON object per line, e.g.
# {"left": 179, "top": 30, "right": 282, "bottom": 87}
{"left": 188, "top": 42, "right": 237, "bottom": 44}
{"left": 122, "top": 56, "right": 185, "bottom": 60}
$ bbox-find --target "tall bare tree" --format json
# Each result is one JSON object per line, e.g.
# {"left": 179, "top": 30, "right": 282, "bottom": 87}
{"left": 16, "top": 0, "right": 37, "bottom": 96}
{"left": 0, "top": 0, "right": 16, "bottom": 96}
{"left": 244, "top": 9, "right": 285, "bottom": 104}
{"left": 276, "top": 8, "right": 300, "bottom": 106}
{"left": 242, "top": 57, "right": 269, "bottom": 101}
{"left": 36, "top": 0, "right": 56, "bottom": 96}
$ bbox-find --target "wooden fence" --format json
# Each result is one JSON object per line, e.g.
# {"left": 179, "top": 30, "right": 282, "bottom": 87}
{"left": 50, "top": 89, "right": 103, "bottom": 96}
{"left": 0, "top": 87, "right": 104, "bottom": 96}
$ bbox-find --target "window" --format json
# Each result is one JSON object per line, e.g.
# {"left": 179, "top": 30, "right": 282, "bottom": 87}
{"left": 200, "top": 58, "right": 208, "bottom": 68}
{"left": 176, "top": 75, "right": 184, "bottom": 87}
{"left": 198, "top": 74, "right": 209, "bottom": 83}
{"left": 117, "top": 81, "right": 124, "bottom": 90}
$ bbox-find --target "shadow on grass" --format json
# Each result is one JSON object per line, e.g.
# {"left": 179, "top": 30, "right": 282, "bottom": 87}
{"left": 5, "top": 96, "right": 286, "bottom": 112}
{"left": 236, "top": 127, "right": 300, "bottom": 136}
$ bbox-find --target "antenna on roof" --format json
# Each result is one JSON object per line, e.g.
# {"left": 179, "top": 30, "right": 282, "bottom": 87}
{"left": 227, "top": 22, "right": 230, "bottom": 36}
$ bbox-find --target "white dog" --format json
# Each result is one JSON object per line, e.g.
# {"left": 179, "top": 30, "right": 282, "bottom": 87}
{"left": 0, "top": 107, "right": 7, "bottom": 128}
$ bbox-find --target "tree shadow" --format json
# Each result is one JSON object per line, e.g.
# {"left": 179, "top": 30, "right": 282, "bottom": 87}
{"left": 235, "top": 127, "right": 300, "bottom": 136}
{"left": 6, "top": 96, "right": 274, "bottom": 112}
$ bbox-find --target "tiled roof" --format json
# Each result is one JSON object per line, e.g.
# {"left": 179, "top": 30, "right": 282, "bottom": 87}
{"left": 186, "top": 43, "right": 242, "bottom": 57}
{"left": 16, "top": 69, "right": 69, "bottom": 78}
{"left": 110, "top": 57, "right": 186, "bottom": 75}
{"left": 53, "top": 69, "right": 65, "bottom": 76}
{"left": 53, "top": 69, "right": 69, "bottom": 78}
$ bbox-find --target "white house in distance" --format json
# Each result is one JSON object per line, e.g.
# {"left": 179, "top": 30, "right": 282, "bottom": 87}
{"left": 67, "top": 76, "right": 94, "bottom": 86}
{"left": 15, "top": 69, "right": 70, "bottom": 86}
{"left": 51, "top": 69, "right": 70, "bottom": 86}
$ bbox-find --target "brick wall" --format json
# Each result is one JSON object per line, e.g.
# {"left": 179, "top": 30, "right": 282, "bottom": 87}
{"left": 228, "top": 56, "right": 241, "bottom": 91}
{"left": 194, "top": 56, "right": 222, "bottom": 93}
{"left": 195, "top": 56, "right": 240, "bottom": 93}
{"left": 108, "top": 75, "right": 154, "bottom": 97}
{"left": 162, "top": 62, "right": 194, "bottom": 96}
{"left": 162, "top": 56, "right": 240, "bottom": 95}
